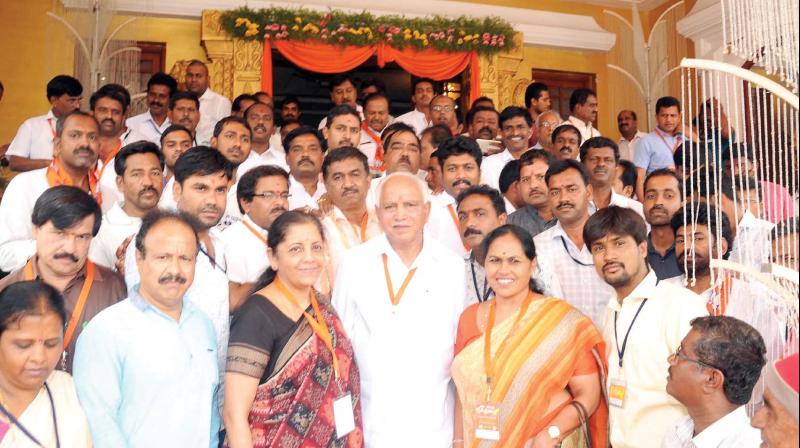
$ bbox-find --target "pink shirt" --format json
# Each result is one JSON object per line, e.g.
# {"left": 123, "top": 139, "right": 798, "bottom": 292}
{"left": 761, "top": 180, "right": 795, "bottom": 223}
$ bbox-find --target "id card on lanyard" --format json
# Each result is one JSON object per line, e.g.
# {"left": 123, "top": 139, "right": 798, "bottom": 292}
{"left": 609, "top": 298, "right": 648, "bottom": 408}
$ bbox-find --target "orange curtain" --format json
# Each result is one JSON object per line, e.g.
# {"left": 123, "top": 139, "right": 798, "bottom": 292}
{"left": 260, "top": 40, "right": 480, "bottom": 102}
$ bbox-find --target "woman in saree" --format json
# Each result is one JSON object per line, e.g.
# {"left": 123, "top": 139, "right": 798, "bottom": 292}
{"left": 0, "top": 281, "right": 92, "bottom": 447}
{"left": 223, "top": 210, "right": 362, "bottom": 448}
{"left": 452, "top": 224, "right": 608, "bottom": 448}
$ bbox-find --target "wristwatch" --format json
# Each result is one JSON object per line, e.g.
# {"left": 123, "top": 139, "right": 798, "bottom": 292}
{"left": 547, "top": 425, "right": 561, "bottom": 440}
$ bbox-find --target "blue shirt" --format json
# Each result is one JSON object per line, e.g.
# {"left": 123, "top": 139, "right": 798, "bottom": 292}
{"left": 73, "top": 290, "right": 220, "bottom": 448}
{"left": 633, "top": 129, "right": 682, "bottom": 174}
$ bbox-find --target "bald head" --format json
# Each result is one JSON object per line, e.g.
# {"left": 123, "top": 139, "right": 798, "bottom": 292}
{"left": 376, "top": 172, "right": 431, "bottom": 248}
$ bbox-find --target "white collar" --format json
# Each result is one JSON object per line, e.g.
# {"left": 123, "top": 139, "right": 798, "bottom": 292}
{"left": 199, "top": 88, "right": 214, "bottom": 100}
{"left": 608, "top": 270, "right": 659, "bottom": 311}
{"left": 45, "top": 109, "right": 57, "bottom": 120}
{"left": 378, "top": 233, "right": 431, "bottom": 271}
{"left": 243, "top": 214, "right": 268, "bottom": 236}
{"left": 107, "top": 202, "right": 144, "bottom": 226}
{"left": 692, "top": 406, "right": 750, "bottom": 448}
{"left": 568, "top": 115, "right": 591, "bottom": 129}
{"left": 619, "top": 131, "right": 645, "bottom": 143}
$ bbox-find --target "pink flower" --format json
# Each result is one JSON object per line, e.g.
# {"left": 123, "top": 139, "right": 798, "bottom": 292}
{"left": 499, "top": 41, "right": 505, "bottom": 47}
{"left": 386, "top": 33, "right": 393, "bottom": 39}
{"left": 280, "top": 24, "right": 287, "bottom": 31}
{"left": 271, "top": 24, "right": 280, "bottom": 31}
{"left": 447, "top": 28, "right": 454, "bottom": 34}
{"left": 264, "top": 33, "right": 271, "bottom": 39}
{"left": 483, "top": 32, "right": 490, "bottom": 39}
{"left": 378, "top": 25, "right": 386, "bottom": 33}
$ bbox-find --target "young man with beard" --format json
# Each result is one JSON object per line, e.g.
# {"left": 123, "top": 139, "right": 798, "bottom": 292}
{"left": 395, "top": 77, "right": 435, "bottom": 136}
{"left": 0, "top": 111, "right": 102, "bottom": 272}
{"left": 480, "top": 106, "right": 533, "bottom": 190}
{"left": 508, "top": 149, "right": 556, "bottom": 239}
{"left": 279, "top": 95, "right": 301, "bottom": 123}
{"left": 159, "top": 124, "right": 193, "bottom": 181}
{"left": 634, "top": 96, "right": 682, "bottom": 199}
{"left": 238, "top": 102, "right": 288, "bottom": 175}
{"left": 456, "top": 185, "right": 507, "bottom": 304}
{"left": 284, "top": 126, "right": 327, "bottom": 211}
{"left": 549, "top": 123, "right": 583, "bottom": 161}
{"left": 530, "top": 110, "right": 562, "bottom": 154}
{"left": 564, "top": 88, "right": 600, "bottom": 142}
{"left": 583, "top": 206, "right": 706, "bottom": 448}
{"left": 126, "top": 72, "right": 178, "bottom": 145}
{"left": 581, "top": 136, "right": 644, "bottom": 218}
{"left": 643, "top": 169, "right": 684, "bottom": 280}
{"left": 90, "top": 141, "right": 164, "bottom": 269}
{"left": 360, "top": 92, "right": 393, "bottom": 173}
{"left": 617, "top": 110, "right": 646, "bottom": 162}
{"left": 168, "top": 92, "right": 205, "bottom": 145}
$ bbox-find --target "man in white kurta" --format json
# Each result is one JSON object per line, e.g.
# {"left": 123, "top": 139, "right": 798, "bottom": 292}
{"left": 332, "top": 172, "right": 467, "bottom": 448}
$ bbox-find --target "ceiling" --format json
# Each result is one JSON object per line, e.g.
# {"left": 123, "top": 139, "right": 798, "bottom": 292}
{"left": 567, "top": 0, "right": 672, "bottom": 10}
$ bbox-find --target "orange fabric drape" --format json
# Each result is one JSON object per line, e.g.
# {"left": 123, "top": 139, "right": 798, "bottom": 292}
{"left": 261, "top": 40, "right": 480, "bottom": 102}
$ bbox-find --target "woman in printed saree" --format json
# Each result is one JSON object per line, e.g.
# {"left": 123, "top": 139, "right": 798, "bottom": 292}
{"left": 452, "top": 225, "right": 609, "bottom": 448}
{"left": 223, "top": 210, "right": 363, "bottom": 448}
{"left": 0, "top": 281, "right": 92, "bottom": 447}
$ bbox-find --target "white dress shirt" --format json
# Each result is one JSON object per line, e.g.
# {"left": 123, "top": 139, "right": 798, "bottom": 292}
{"left": 479, "top": 148, "right": 515, "bottom": 191}
{"left": 6, "top": 109, "right": 57, "bottom": 160}
{"left": 159, "top": 177, "right": 178, "bottom": 210}
{"left": 220, "top": 214, "right": 268, "bottom": 284}
{"left": 332, "top": 234, "right": 467, "bottom": 448}
{"left": 618, "top": 130, "right": 647, "bottom": 162}
{"left": 215, "top": 182, "right": 242, "bottom": 231}
{"left": 662, "top": 406, "right": 761, "bottom": 448}
{"left": 0, "top": 168, "right": 50, "bottom": 271}
{"left": 198, "top": 88, "right": 232, "bottom": 126}
{"left": 126, "top": 111, "right": 171, "bottom": 145}
{"left": 602, "top": 270, "right": 707, "bottom": 448}
{"left": 236, "top": 148, "right": 289, "bottom": 181}
{"left": 588, "top": 189, "right": 646, "bottom": 219}
{"left": 565, "top": 115, "right": 601, "bottom": 142}
{"left": 288, "top": 175, "right": 326, "bottom": 210}
{"left": 394, "top": 109, "right": 431, "bottom": 136}
{"left": 533, "top": 222, "right": 614, "bottom": 325}
{"left": 97, "top": 128, "right": 151, "bottom": 213}
{"left": 729, "top": 210, "right": 775, "bottom": 270}
{"left": 426, "top": 193, "right": 470, "bottom": 258}
{"left": 359, "top": 123, "right": 390, "bottom": 167}
{"left": 320, "top": 206, "right": 381, "bottom": 282}
{"left": 89, "top": 202, "right": 142, "bottom": 270}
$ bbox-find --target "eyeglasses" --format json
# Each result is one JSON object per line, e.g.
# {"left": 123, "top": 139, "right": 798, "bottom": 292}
{"left": 431, "top": 105, "right": 455, "bottom": 112}
{"left": 668, "top": 345, "right": 720, "bottom": 370}
{"left": 253, "top": 192, "right": 291, "bottom": 201}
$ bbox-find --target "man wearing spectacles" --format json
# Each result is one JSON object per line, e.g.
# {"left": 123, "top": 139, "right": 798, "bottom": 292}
{"left": 530, "top": 110, "right": 562, "bottom": 154}
{"left": 664, "top": 315, "right": 766, "bottom": 447}
{"left": 430, "top": 95, "right": 460, "bottom": 136}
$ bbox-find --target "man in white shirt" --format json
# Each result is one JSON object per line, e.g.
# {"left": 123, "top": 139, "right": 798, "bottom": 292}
{"left": 90, "top": 141, "right": 164, "bottom": 269}
{"left": 168, "top": 92, "right": 205, "bottom": 145}
{"left": 530, "top": 110, "right": 562, "bottom": 154}
{"left": 549, "top": 123, "right": 583, "bottom": 161}
{"left": 663, "top": 315, "right": 766, "bottom": 448}
{"left": 634, "top": 96, "right": 682, "bottom": 199}
{"left": 185, "top": 59, "right": 231, "bottom": 133}
{"left": 0, "top": 111, "right": 101, "bottom": 272}
{"left": 583, "top": 206, "right": 707, "bottom": 448}
{"left": 284, "top": 126, "right": 326, "bottom": 210}
{"left": 318, "top": 75, "right": 363, "bottom": 129}
{"left": 525, "top": 81, "right": 551, "bottom": 147}
{"left": 209, "top": 116, "right": 252, "bottom": 230}
{"left": 508, "top": 149, "right": 557, "bottom": 239}
{"left": 581, "top": 136, "right": 645, "bottom": 218}
{"left": 332, "top": 172, "right": 467, "bottom": 448}
{"left": 533, "top": 159, "right": 613, "bottom": 324}
{"left": 465, "top": 105, "right": 500, "bottom": 142}
{"left": 322, "top": 104, "right": 364, "bottom": 151}
{"left": 159, "top": 124, "right": 193, "bottom": 181}
{"left": 395, "top": 77, "right": 435, "bottom": 136}
{"left": 126, "top": 72, "right": 178, "bottom": 145}
{"left": 361, "top": 93, "right": 393, "bottom": 173}
{"left": 221, "top": 165, "right": 289, "bottom": 285}
{"left": 239, "top": 102, "right": 287, "bottom": 177}
{"left": 480, "top": 106, "right": 533, "bottom": 190}
{"left": 7, "top": 75, "right": 83, "bottom": 172}
{"left": 617, "top": 109, "right": 646, "bottom": 162}
{"left": 365, "top": 123, "right": 423, "bottom": 209}
{"left": 564, "top": 88, "right": 600, "bottom": 142}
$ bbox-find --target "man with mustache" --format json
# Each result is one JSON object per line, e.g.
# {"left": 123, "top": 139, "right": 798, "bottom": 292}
{"left": 365, "top": 123, "right": 424, "bottom": 209}
{"left": 222, "top": 165, "right": 289, "bottom": 284}
{"left": 582, "top": 206, "right": 705, "bottom": 448}
{"left": 643, "top": 169, "right": 683, "bottom": 280}
{"left": 239, "top": 102, "right": 288, "bottom": 176}
{"left": 284, "top": 126, "right": 327, "bottom": 210}
{"left": 530, "top": 110, "right": 562, "bottom": 154}
{"left": 532, "top": 159, "right": 614, "bottom": 325}
{"left": 581, "top": 137, "right": 644, "bottom": 218}
{"left": 480, "top": 106, "right": 533, "bottom": 191}
{"left": 318, "top": 74, "right": 363, "bottom": 129}
{"left": 564, "top": 87, "right": 601, "bottom": 142}
{"left": 322, "top": 104, "right": 364, "bottom": 151}
{"left": 455, "top": 185, "right": 507, "bottom": 304}
{"left": 634, "top": 96, "right": 682, "bottom": 199}
{"left": 466, "top": 106, "right": 500, "bottom": 141}
{"left": 427, "top": 136, "right": 482, "bottom": 257}
{"left": 360, "top": 93, "right": 393, "bottom": 174}
{"left": 0, "top": 186, "right": 126, "bottom": 372}
{"left": 75, "top": 210, "right": 221, "bottom": 447}
{"left": 90, "top": 141, "right": 164, "bottom": 270}
{"left": 126, "top": 72, "right": 178, "bottom": 145}
{"left": 160, "top": 124, "right": 193, "bottom": 181}
{"left": 185, "top": 59, "right": 232, "bottom": 132}
{"left": 168, "top": 91, "right": 205, "bottom": 145}
{"left": 279, "top": 95, "right": 301, "bottom": 122}
{"left": 0, "top": 111, "right": 102, "bottom": 272}
{"left": 429, "top": 95, "right": 460, "bottom": 136}
{"left": 508, "top": 149, "right": 557, "bottom": 239}
{"left": 395, "top": 77, "right": 435, "bottom": 136}
{"left": 616, "top": 110, "right": 645, "bottom": 162}
{"left": 549, "top": 123, "right": 583, "bottom": 161}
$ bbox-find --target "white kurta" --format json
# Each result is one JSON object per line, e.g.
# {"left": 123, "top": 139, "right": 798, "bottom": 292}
{"left": 0, "top": 168, "right": 50, "bottom": 271}
{"left": 220, "top": 214, "right": 269, "bottom": 284}
{"left": 394, "top": 109, "right": 431, "bottom": 137}
{"left": 288, "top": 175, "right": 326, "bottom": 210}
{"left": 89, "top": 201, "right": 142, "bottom": 270}
{"left": 479, "top": 148, "right": 515, "bottom": 191}
{"left": 6, "top": 109, "right": 57, "bottom": 160}
{"left": 126, "top": 111, "right": 172, "bottom": 145}
{"left": 426, "top": 192, "right": 470, "bottom": 258}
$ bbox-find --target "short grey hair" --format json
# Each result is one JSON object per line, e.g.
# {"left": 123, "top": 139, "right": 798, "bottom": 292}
{"left": 535, "top": 110, "right": 562, "bottom": 129}
{"left": 375, "top": 171, "right": 431, "bottom": 207}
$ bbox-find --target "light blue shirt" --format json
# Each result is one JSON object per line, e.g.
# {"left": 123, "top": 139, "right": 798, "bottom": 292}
{"left": 633, "top": 129, "right": 682, "bottom": 174}
{"left": 73, "top": 290, "right": 220, "bottom": 448}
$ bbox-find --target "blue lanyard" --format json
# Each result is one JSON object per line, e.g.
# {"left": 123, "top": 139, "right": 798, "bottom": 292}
{"left": 0, "top": 382, "right": 60, "bottom": 448}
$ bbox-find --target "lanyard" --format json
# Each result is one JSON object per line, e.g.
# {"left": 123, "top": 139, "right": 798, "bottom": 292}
{"left": 24, "top": 259, "right": 95, "bottom": 351}
{"left": 613, "top": 298, "right": 648, "bottom": 368}
{"left": 382, "top": 253, "right": 418, "bottom": 306}
{"left": 707, "top": 273, "right": 732, "bottom": 316}
{"left": 47, "top": 118, "right": 57, "bottom": 140}
{"left": 446, "top": 204, "right": 470, "bottom": 251}
{"left": 559, "top": 236, "right": 593, "bottom": 267}
{"left": 0, "top": 383, "right": 60, "bottom": 448}
{"left": 242, "top": 220, "right": 267, "bottom": 245}
{"left": 333, "top": 212, "right": 369, "bottom": 249}
{"left": 483, "top": 291, "right": 533, "bottom": 399}
{"left": 654, "top": 128, "right": 681, "bottom": 154}
{"left": 46, "top": 159, "right": 102, "bottom": 206}
{"left": 361, "top": 122, "right": 385, "bottom": 170}
{"left": 470, "top": 258, "right": 493, "bottom": 303}
{"left": 95, "top": 139, "right": 123, "bottom": 182}
{"left": 274, "top": 277, "right": 340, "bottom": 380}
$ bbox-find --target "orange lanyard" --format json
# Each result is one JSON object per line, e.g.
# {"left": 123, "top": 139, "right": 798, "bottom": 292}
{"left": 24, "top": 259, "right": 95, "bottom": 350}
{"left": 654, "top": 128, "right": 681, "bottom": 154}
{"left": 361, "top": 122, "right": 385, "bottom": 169}
{"left": 483, "top": 292, "right": 533, "bottom": 399}
{"left": 47, "top": 117, "right": 57, "bottom": 139}
{"left": 333, "top": 212, "right": 369, "bottom": 249}
{"left": 46, "top": 159, "right": 102, "bottom": 206}
{"left": 96, "top": 140, "right": 122, "bottom": 182}
{"left": 274, "top": 277, "right": 340, "bottom": 379}
{"left": 707, "top": 273, "right": 732, "bottom": 316}
{"left": 242, "top": 220, "right": 267, "bottom": 245}
{"left": 382, "top": 253, "right": 418, "bottom": 306}
{"left": 447, "top": 204, "right": 470, "bottom": 251}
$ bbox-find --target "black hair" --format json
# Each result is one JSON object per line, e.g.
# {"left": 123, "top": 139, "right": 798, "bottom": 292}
{"left": 525, "top": 82, "right": 548, "bottom": 107}
{"left": 470, "top": 96, "right": 495, "bottom": 109}
{"left": 617, "top": 109, "right": 638, "bottom": 121}
{"left": 499, "top": 160, "right": 520, "bottom": 194}
{"left": 545, "top": 158, "right": 590, "bottom": 187}
{"left": 325, "top": 104, "right": 361, "bottom": 128}
{"left": 689, "top": 315, "right": 767, "bottom": 405}
{"left": 279, "top": 95, "right": 301, "bottom": 109}
{"left": 771, "top": 217, "right": 798, "bottom": 240}
{"left": 579, "top": 136, "right": 620, "bottom": 164}
{"left": 322, "top": 147, "right": 369, "bottom": 180}
{"left": 499, "top": 106, "right": 533, "bottom": 128}
{"left": 90, "top": 84, "right": 130, "bottom": 112}
{"left": 360, "top": 78, "right": 386, "bottom": 93}
{"left": 213, "top": 115, "right": 252, "bottom": 138}
{"left": 644, "top": 168, "right": 683, "bottom": 196}
{"left": 134, "top": 209, "right": 200, "bottom": 257}
{"left": 254, "top": 210, "right": 326, "bottom": 290}
{"left": 283, "top": 125, "right": 324, "bottom": 154}
{"left": 0, "top": 281, "right": 67, "bottom": 335}
{"left": 569, "top": 88, "right": 596, "bottom": 112}
{"left": 618, "top": 160, "right": 638, "bottom": 191}
{"left": 722, "top": 142, "right": 755, "bottom": 163}
{"left": 466, "top": 106, "right": 500, "bottom": 126}
{"left": 670, "top": 202, "right": 733, "bottom": 259}
{"left": 583, "top": 205, "right": 648, "bottom": 247}
{"left": 412, "top": 77, "right": 435, "bottom": 93}
{"left": 232, "top": 94, "right": 257, "bottom": 113}
{"left": 383, "top": 123, "right": 420, "bottom": 149}
{"left": 363, "top": 92, "right": 390, "bottom": 109}
{"left": 655, "top": 96, "right": 681, "bottom": 114}
{"left": 169, "top": 91, "right": 200, "bottom": 110}
{"left": 31, "top": 186, "right": 102, "bottom": 236}
{"left": 456, "top": 184, "right": 507, "bottom": 216}
{"left": 436, "top": 136, "right": 482, "bottom": 169}
{"left": 551, "top": 123, "right": 582, "bottom": 145}
{"left": 519, "top": 148, "right": 554, "bottom": 169}
{"left": 55, "top": 110, "right": 97, "bottom": 137}
{"left": 421, "top": 124, "right": 453, "bottom": 149}
{"left": 237, "top": 165, "right": 289, "bottom": 214}
{"left": 329, "top": 74, "right": 355, "bottom": 91}
{"left": 243, "top": 102, "right": 274, "bottom": 122}
{"left": 114, "top": 141, "right": 165, "bottom": 176}
{"left": 46, "top": 75, "right": 82, "bottom": 100}
{"left": 479, "top": 224, "right": 544, "bottom": 294}
{"left": 159, "top": 124, "right": 192, "bottom": 146}
{"left": 173, "top": 146, "right": 233, "bottom": 184}
{"left": 147, "top": 72, "right": 178, "bottom": 97}
{"left": 695, "top": 173, "right": 735, "bottom": 202}
{"left": 253, "top": 91, "right": 272, "bottom": 101}
{"left": 105, "top": 84, "right": 132, "bottom": 109}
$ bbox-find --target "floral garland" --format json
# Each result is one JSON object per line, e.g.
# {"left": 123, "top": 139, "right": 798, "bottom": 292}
{"left": 220, "top": 7, "right": 516, "bottom": 55}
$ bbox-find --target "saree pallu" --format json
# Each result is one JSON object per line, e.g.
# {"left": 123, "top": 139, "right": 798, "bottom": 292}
{"left": 452, "top": 298, "right": 609, "bottom": 448}
{"left": 247, "top": 300, "right": 363, "bottom": 448}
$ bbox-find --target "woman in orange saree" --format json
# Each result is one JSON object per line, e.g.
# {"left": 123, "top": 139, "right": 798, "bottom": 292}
{"left": 452, "top": 225, "right": 608, "bottom": 448}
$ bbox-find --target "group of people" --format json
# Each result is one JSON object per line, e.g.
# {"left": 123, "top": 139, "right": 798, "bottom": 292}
{"left": 0, "top": 61, "right": 796, "bottom": 448}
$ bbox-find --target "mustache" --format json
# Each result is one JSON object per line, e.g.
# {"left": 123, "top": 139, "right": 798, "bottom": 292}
{"left": 398, "top": 155, "right": 411, "bottom": 165}
{"left": 73, "top": 146, "right": 93, "bottom": 154}
{"left": 138, "top": 186, "right": 159, "bottom": 197}
{"left": 452, "top": 179, "right": 472, "bottom": 188}
{"left": 298, "top": 156, "right": 314, "bottom": 166}
{"left": 478, "top": 126, "right": 493, "bottom": 135}
{"left": 158, "top": 274, "right": 187, "bottom": 285}
{"left": 341, "top": 187, "right": 360, "bottom": 196}
{"left": 556, "top": 201, "right": 575, "bottom": 209}
{"left": 560, "top": 146, "right": 573, "bottom": 152}
{"left": 101, "top": 119, "right": 115, "bottom": 126}
{"left": 528, "top": 188, "right": 546, "bottom": 196}
{"left": 53, "top": 252, "right": 79, "bottom": 262}
{"left": 463, "top": 228, "right": 482, "bottom": 237}
{"left": 603, "top": 261, "right": 624, "bottom": 271}
{"left": 200, "top": 205, "right": 220, "bottom": 214}
{"left": 254, "top": 125, "right": 267, "bottom": 132}
{"left": 149, "top": 101, "right": 163, "bottom": 108}
{"left": 270, "top": 205, "right": 287, "bottom": 214}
